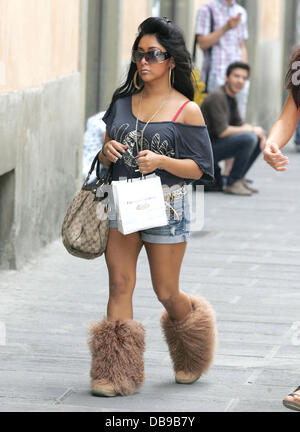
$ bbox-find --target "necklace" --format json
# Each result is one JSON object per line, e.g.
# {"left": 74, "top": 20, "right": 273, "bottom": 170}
{"left": 135, "top": 90, "right": 171, "bottom": 171}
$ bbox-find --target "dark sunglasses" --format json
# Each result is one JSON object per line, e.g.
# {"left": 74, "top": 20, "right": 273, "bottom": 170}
{"left": 132, "top": 49, "right": 171, "bottom": 64}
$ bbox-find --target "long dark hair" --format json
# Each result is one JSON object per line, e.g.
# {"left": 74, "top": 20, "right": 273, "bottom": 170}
{"left": 286, "top": 46, "right": 300, "bottom": 109}
{"left": 109, "top": 17, "right": 194, "bottom": 106}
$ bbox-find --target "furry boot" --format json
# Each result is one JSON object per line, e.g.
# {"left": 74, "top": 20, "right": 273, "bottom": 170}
{"left": 88, "top": 318, "right": 145, "bottom": 396}
{"left": 161, "top": 295, "right": 217, "bottom": 384}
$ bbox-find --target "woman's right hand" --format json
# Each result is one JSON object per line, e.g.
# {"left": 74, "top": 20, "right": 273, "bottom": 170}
{"left": 102, "top": 140, "right": 129, "bottom": 163}
{"left": 263, "top": 142, "right": 289, "bottom": 171}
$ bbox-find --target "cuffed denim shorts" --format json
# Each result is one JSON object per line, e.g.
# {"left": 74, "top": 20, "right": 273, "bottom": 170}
{"left": 109, "top": 183, "right": 190, "bottom": 244}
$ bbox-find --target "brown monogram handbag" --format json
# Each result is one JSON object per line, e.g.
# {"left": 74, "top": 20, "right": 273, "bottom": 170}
{"left": 61, "top": 155, "right": 112, "bottom": 259}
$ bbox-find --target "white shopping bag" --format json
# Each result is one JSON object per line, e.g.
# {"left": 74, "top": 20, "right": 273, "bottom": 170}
{"left": 112, "top": 175, "right": 168, "bottom": 235}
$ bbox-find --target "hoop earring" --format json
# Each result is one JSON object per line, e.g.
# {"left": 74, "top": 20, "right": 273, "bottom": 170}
{"left": 169, "top": 68, "right": 175, "bottom": 88}
{"left": 134, "top": 70, "right": 142, "bottom": 90}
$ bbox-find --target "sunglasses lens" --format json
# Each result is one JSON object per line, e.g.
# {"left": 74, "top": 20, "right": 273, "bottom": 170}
{"left": 132, "top": 51, "right": 143, "bottom": 63}
{"left": 145, "top": 51, "right": 159, "bottom": 63}
{"left": 132, "top": 50, "right": 169, "bottom": 64}
{"left": 147, "top": 51, "right": 168, "bottom": 64}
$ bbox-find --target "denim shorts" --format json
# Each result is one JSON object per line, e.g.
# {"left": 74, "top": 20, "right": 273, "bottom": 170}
{"left": 108, "top": 183, "right": 190, "bottom": 244}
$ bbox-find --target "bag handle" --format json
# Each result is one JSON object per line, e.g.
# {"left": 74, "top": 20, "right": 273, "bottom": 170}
{"left": 83, "top": 152, "right": 113, "bottom": 188}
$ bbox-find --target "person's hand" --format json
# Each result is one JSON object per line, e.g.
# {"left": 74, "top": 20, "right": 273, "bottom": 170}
{"left": 253, "top": 126, "right": 265, "bottom": 139}
{"left": 137, "top": 150, "right": 162, "bottom": 175}
{"left": 263, "top": 142, "right": 289, "bottom": 171}
{"left": 242, "top": 123, "right": 254, "bottom": 133}
{"left": 225, "top": 15, "right": 241, "bottom": 31}
{"left": 102, "top": 140, "right": 129, "bottom": 163}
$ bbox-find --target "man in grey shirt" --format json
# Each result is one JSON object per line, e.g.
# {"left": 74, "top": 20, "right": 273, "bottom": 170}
{"left": 201, "top": 62, "right": 266, "bottom": 195}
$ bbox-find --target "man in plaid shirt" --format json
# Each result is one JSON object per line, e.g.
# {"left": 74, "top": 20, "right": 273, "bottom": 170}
{"left": 195, "top": 0, "right": 249, "bottom": 117}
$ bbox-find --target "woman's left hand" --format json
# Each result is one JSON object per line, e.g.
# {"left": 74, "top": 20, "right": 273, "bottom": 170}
{"left": 137, "top": 150, "right": 163, "bottom": 174}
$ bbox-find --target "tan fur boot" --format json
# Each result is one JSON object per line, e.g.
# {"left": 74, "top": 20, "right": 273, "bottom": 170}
{"left": 88, "top": 318, "right": 145, "bottom": 396}
{"left": 161, "top": 295, "right": 217, "bottom": 384}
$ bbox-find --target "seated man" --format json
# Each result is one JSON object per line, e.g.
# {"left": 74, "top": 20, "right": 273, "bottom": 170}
{"left": 201, "top": 62, "right": 266, "bottom": 196}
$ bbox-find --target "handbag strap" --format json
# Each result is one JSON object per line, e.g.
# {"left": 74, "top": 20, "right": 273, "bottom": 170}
{"left": 83, "top": 152, "right": 113, "bottom": 188}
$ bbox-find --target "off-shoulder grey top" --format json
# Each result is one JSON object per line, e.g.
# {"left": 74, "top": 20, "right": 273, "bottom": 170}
{"left": 102, "top": 95, "right": 214, "bottom": 186}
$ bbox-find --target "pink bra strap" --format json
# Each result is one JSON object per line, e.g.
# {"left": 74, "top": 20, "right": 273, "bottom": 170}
{"left": 172, "top": 101, "right": 190, "bottom": 122}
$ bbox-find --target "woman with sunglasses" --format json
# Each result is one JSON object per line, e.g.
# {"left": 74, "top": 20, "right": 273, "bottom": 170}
{"left": 88, "top": 17, "right": 217, "bottom": 397}
{"left": 263, "top": 47, "right": 300, "bottom": 411}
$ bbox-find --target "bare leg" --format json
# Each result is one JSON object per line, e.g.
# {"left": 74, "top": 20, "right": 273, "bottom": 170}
{"left": 105, "top": 228, "right": 143, "bottom": 320}
{"left": 144, "top": 241, "right": 191, "bottom": 321}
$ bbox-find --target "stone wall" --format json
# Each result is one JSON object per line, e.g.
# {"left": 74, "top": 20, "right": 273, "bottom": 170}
{"left": 0, "top": 0, "right": 82, "bottom": 269}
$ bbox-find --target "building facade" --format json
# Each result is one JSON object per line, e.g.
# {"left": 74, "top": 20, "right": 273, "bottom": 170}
{"left": 0, "top": 0, "right": 299, "bottom": 269}
{"left": 0, "top": 0, "right": 82, "bottom": 269}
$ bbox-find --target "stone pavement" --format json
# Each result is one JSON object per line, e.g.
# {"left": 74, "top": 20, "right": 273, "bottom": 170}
{"left": 0, "top": 142, "right": 300, "bottom": 413}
